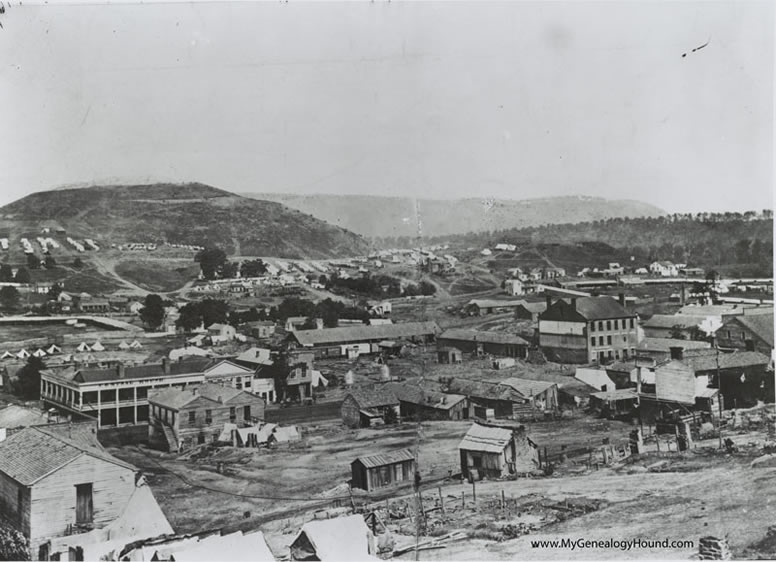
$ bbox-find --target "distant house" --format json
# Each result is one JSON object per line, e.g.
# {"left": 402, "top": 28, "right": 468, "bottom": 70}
{"left": 247, "top": 320, "right": 276, "bottom": 339}
{"left": 0, "top": 404, "right": 49, "bottom": 431}
{"left": 538, "top": 295, "right": 638, "bottom": 364}
{"left": 351, "top": 449, "right": 416, "bottom": 492}
{"left": 78, "top": 299, "right": 110, "bottom": 314}
{"left": 635, "top": 337, "right": 711, "bottom": 362}
{"left": 504, "top": 279, "right": 524, "bottom": 296}
{"left": 642, "top": 314, "right": 709, "bottom": 340}
{"left": 458, "top": 422, "right": 539, "bottom": 480}
{"left": 0, "top": 426, "right": 172, "bottom": 559}
{"left": 290, "top": 514, "right": 377, "bottom": 561}
{"left": 649, "top": 261, "right": 678, "bottom": 277}
{"left": 444, "top": 378, "right": 552, "bottom": 420}
{"left": 341, "top": 386, "right": 400, "bottom": 428}
{"left": 387, "top": 383, "right": 468, "bottom": 421}
{"left": 284, "top": 316, "right": 310, "bottom": 332}
{"left": 465, "top": 299, "right": 526, "bottom": 316}
{"left": 288, "top": 321, "right": 440, "bottom": 359}
{"left": 437, "top": 346, "right": 463, "bottom": 364}
{"left": 654, "top": 347, "right": 772, "bottom": 410}
{"left": 513, "top": 301, "right": 547, "bottom": 323}
{"left": 207, "top": 323, "right": 236, "bottom": 343}
{"left": 436, "top": 329, "right": 529, "bottom": 359}
{"left": 574, "top": 366, "right": 617, "bottom": 393}
{"left": 492, "top": 377, "right": 559, "bottom": 414}
{"left": 148, "top": 383, "right": 265, "bottom": 451}
{"left": 716, "top": 312, "right": 774, "bottom": 356}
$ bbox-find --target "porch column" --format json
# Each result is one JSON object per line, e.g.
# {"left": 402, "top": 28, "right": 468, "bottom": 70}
{"left": 133, "top": 386, "right": 138, "bottom": 424}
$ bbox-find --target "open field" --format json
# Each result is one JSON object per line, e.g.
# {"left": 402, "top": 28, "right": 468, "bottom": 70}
{"left": 114, "top": 258, "right": 200, "bottom": 292}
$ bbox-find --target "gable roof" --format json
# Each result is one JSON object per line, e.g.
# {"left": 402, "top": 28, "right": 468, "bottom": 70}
{"left": 291, "top": 321, "right": 440, "bottom": 347}
{"left": 642, "top": 314, "right": 705, "bottom": 330}
{"left": 724, "top": 313, "right": 774, "bottom": 347}
{"left": 344, "top": 385, "right": 399, "bottom": 409}
{"left": 438, "top": 329, "right": 529, "bottom": 346}
{"left": 540, "top": 296, "right": 634, "bottom": 322}
{"left": 458, "top": 423, "right": 512, "bottom": 453}
{"left": 149, "top": 383, "right": 248, "bottom": 410}
{"left": 636, "top": 337, "right": 712, "bottom": 353}
{"left": 386, "top": 383, "right": 466, "bottom": 410}
{"left": 493, "top": 377, "right": 557, "bottom": 397}
{"left": 664, "top": 350, "right": 771, "bottom": 373}
{"left": 0, "top": 426, "right": 135, "bottom": 485}
{"left": 0, "top": 404, "right": 48, "bottom": 429}
{"left": 46, "top": 357, "right": 213, "bottom": 385}
{"left": 446, "top": 378, "right": 525, "bottom": 403}
{"left": 467, "top": 299, "right": 526, "bottom": 309}
{"left": 353, "top": 449, "right": 414, "bottom": 469}
{"left": 294, "top": 514, "right": 374, "bottom": 562}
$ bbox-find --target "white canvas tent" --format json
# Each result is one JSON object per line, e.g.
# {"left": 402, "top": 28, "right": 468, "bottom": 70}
{"left": 32, "top": 349, "right": 47, "bottom": 358}
{"left": 46, "top": 344, "right": 62, "bottom": 354}
{"left": 16, "top": 349, "right": 30, "bottom": 359}
{"left": 117, "top": 340, "right": 131, "bottom": 350}
{"left": 1, "top": 351, "right": 15, "bottom": 360}
{"left": 91, "top": 341, "right": 105, "bottom": 352}
{"left": 129, "top": 340, "right": 143, "bottom": 349}
{"left": 76, "top": 342, "right": 91, "bottom": 352}
{"left": 291, "top": 515, "right": 377, "bottom": 561}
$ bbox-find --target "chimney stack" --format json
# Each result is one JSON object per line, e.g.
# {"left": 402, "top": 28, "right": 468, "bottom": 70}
{"left": 618, "top": 293, "right": 626, "bottom": 307}
{"left": 570, "top": 297, "right": 577, "bottom": 310}
{"left": 162, "top": 357, "right": 170, "bottom": 375}
{"left": 545, "top": 295, "right": 552, "bottom": 309}
{"left": 669, "top": 346, "right": 684, "bottom": 360}
{"left": 116, "top": 363, "right": 126, "bottom": 378}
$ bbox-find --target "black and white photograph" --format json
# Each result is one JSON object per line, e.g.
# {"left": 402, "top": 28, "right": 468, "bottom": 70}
{"left": 0, "top": 0, "right": 774, "bottom": 560}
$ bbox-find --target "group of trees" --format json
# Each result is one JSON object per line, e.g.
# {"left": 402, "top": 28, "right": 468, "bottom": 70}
{"left": 194, "top": 247, "right": 268, "bottom": 281}
{"left": 325, "top": 272, "right": 436, "bottom": 299}
{"left": 23, "top": 254, "right": 56, "bottom": 270}
{"left": 176, "top": 298, "right": 230, "bottom": 331}
{"left": 267, "top": 297, "right": 370, "bottom": 328}
{"left": 0, "top": 264, "right": 32, "bottom": 284}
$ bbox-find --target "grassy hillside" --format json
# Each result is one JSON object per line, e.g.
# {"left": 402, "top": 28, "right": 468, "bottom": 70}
{"left": 243, "top": 193, "right": 665, "bottom": 238}
{"left": 0, "top": 183, "right": 370, "bottom": 259}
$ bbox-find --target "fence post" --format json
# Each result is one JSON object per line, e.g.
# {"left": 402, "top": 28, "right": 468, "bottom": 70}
{"left": 438, "top": 486, "right": 445, "bottom": 515}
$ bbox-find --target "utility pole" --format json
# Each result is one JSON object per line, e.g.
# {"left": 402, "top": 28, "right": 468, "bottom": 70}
{"left": 716, "top": 347, "right": 723, "bottom": 450}
{"left": 413, "top": 360, "right": 426, "bottom": 561}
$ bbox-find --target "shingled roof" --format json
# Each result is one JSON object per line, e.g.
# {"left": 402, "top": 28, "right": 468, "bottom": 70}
{"left": 45, "top": 357, "right": 213, "bottom": 385}
{"left": 0, "top": 426, "right": 136, "bottom": 485}
{"left": 540, "top": 296, "right": 635, "bottom": 322}
{"left": 386, "top": 383, "right": 466, "bottom": 410}
{"left": 458, "top": 423, "right": 513, "bottom": 453}
{"left": 149, "top": 383, "right": 247, "bottom": 410}
{"left": 438, "top": 329, "right": 529, "bottom": 346}
{"left": 291, "top": 321, "right": 439, "bottom": 347}
{"left": 725, "top": 313, "right": 774, "bottom": 348}
{"left": 672, "top": 350, "right": 771, "bottom": 373}
{"left": 353, "top": 449, "right": 415, "bottom": 469}
{"left": 344, "top": 385, "right": 399, "bottom": 409}
{"left": 446, "top": 378, "right": 526, "bottom": 403}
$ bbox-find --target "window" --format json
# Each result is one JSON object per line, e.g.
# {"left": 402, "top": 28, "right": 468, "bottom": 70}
{"left": 606, "top": 320, "right": 611, "bottom": 331}
{"left": 598, "top": 321, "right": 604, "bottom": 331}
{"left": 630, "top": 318, "right": 634, "bottom": 329}
{"left": 623, "top": 335, "right": 627, "bottom": 342}
{"left": 607, "top": 335, "right": 612, "bottom": 345}
{"left": 613, "top": 320, "right": 618, "bottom": 330}
{"left": 244, "top": 405, "right": 251, "bottom": 421}
{"left": 599, "top": 336, "right": 604, "bottom": 346}
{"left": 205, "top": 410, "right": 212, "bottom": 424}
{"left": 623, "top": 349, "right": 629, "bottom": 359}
{"left": 189, "top": 411, "right": 196, "bottom": 424}
{"left": 244, "top": 380, "right": 251, "bottom": 388}
{"left": 727, "top": 330, "right": 731, "bottom": 339}
{"left": 590, "top": 323, "right": 596, "bottom": 332}
{"left": 229, "top": 407, "right": 236, "bottom": 422}
{"left": 590, "top": 337, "right": 596, "bottom": 347}
{"left": 75, "top": 483, "right": 93, "bottom": 525}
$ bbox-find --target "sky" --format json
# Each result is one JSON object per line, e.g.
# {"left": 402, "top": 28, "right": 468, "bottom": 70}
{"left": 0, "top": 0, "right": 773, "bottom": 214}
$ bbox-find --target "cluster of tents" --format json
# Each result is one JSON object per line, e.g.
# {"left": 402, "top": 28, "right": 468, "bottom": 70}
{"left": 0, "top": 340, "right": 144, "bottom": 361}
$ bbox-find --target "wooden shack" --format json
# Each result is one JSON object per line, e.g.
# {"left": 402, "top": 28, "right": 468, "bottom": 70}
{"left": 351, "top": 449, "right": 415, "bottom": 492}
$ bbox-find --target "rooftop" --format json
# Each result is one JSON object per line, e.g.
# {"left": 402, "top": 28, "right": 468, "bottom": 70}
{"left": 291, "top": 321, "right": 440, "bottom": 347}
{"left": 43, "top": 357, "right": 213, "bottom": 385}
{"left": 458, "top": 423, "right": 513, "bottom": 453}
{"left": 345, "top": 385, "right": 399, "bottom": 409}
{"left": 0, "top": 426, "right": 135, "bottom": 485}
{"left": 724, "top": 313, "right": 774, "bottom": 347}
{"left": 148, "top": 383, "right": 247, "bottom": 410}
{"left": 352, "top": 448, "right": 415, "bottom": 469}
{"left": 386, "top": 382, "right": 466, "bottom": 410}
{"left": 439, "top": 329, "right": 529, "bottom": 346}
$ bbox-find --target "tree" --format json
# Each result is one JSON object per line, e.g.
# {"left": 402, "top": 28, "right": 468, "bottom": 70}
{"left": 0, "top": 522, "right": 30, "bottom": 561}
{"left": 16, "top": 356, "right": 45, "bottom": 400}
{"left": 199, "top": 298, "right": 229, "bottom": 327}
{"left": 240, "top": 259, "right": 268, "bottom": 278}
{"left": 73, "top": 257, "right": 84, "bottom": 269}
{"left": 195, "top": 246, "right": 227, "bottom": 280}
{"left": 419, "top": 280, "right": 437, "bottom": 296}
{"left": 176, "top": 302, "right": 202, "bottom": 332}
{"left": 668, "top": 325, "right": 687, "bottom": 340}
{"left": 140, "top": 294, "right": 166, "bottom": 329}
{"left": 26, "top": 254, "right": 40, "bottom": 270}
{"left": 47, "top": 282, "right": 63, "bottom": 301}
{"left": 0, "top": 286, "right": 20, "bottom": 309}
{"left": 0, "top": 264, "right": 13, "bottom": 282}
{"left": 219, "top": 261, "right": 238, "bottom": 279}
{"left": 14, "top": 267, "right": 30, "bottom": 284}
{"left": 44, "top": 255, "right": 57, "bottom": 269}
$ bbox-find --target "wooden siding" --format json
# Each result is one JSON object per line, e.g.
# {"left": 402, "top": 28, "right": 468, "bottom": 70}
{"left": 0, "top": 471, "right": 29, "bottom": 537}
{"left": 352, "top": 459, "right": 414, "bottom": 492}
{"left": 655, "top": 362, "right": 696, "bottom": 404}
{"left": 28, "top": 455, "right": 136, "bottom": 555}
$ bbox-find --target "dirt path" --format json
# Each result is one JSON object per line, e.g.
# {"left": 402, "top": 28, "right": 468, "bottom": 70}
{"left": 89, "top": 255, "right": 149, "bottom": 295}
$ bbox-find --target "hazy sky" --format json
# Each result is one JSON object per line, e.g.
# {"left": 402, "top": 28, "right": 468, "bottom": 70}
{"left": 1, "top": 0, "right": 773, "bottom": 213}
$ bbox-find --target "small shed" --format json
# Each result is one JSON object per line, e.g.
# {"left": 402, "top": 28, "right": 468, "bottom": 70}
{"left": 437, "top": 346, "right": 463, "bottom": 364}
{"left": 351, "top": 449, "right": 416, "bottom": 492}
{"left": 458, "top": 422, "right": 539, "bottom": 480}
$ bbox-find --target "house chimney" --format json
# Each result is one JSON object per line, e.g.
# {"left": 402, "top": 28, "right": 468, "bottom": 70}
{"left": 570, "top": 298, "right": 577, "bottom": 310}
{"left": 162, "top": 357, "right": 170, "bottom": 375}
{"left": 315, "top": 318, "right": 324, "bottom": 330}
{"left": 217, "top": 395, "right": 223, "bottom": 403}
{"left": 618, "top": 293, "right": 626, "bottom": 307}
{"left": 669, "top": 346, "right": 684, "bottom": 360}
{"left": 545, "top": 295, "right": 552, "bottom": 309}
{"left": 116, "top": 363, "right": 126, "bottom": 378}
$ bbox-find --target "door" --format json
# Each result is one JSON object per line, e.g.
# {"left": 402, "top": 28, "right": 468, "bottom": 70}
{"left": 75, "top": 483, "right": 93, "bottom": 525}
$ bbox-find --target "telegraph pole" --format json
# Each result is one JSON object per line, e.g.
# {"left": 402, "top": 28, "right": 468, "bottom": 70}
{"left": 413, "top": 360, "right": 426, "bottom": 561}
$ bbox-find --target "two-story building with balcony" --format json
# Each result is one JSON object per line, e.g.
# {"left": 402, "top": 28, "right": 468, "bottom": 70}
{"left": 40, "top": 358, "right": 212, "bottom": 428}
{"left": 538, "top": 295, "right": 639, "bottom": 364}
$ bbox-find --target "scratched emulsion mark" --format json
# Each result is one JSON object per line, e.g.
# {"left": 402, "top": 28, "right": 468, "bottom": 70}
{"left": 414, "top": 198, "right": 423, "bottom": 239}
{"left": 681, "top": 38, "right": 711, "bottom": 58}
